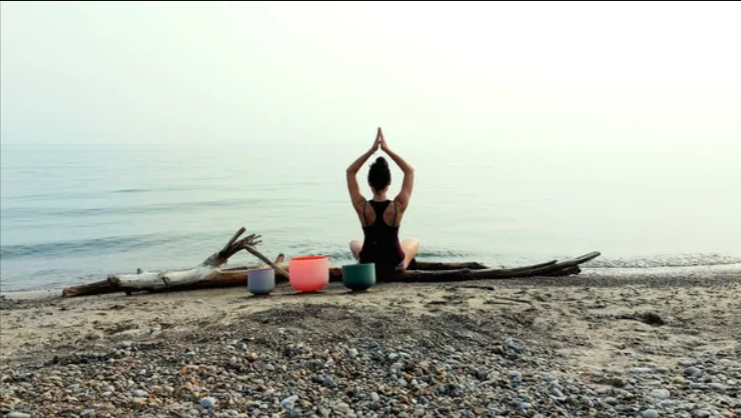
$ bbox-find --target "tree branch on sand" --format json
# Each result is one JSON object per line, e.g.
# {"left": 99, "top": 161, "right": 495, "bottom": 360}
{"left": 61, "top": 227, "right": 601, "bottom": 297}
{"left": 102, "top": 227, "right": 286, "bottom": 295}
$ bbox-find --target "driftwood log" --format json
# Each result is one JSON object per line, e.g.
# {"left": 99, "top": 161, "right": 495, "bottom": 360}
{"left": 61, "top": 227, "right": 601, "bottom": 298}
{"left": 107, "top": 227, "right": 287, "bottom": 293}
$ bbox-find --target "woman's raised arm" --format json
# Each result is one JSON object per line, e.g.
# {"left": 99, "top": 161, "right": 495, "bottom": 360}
{"left": 378, "top": 128, "right": 414, "bottom": 209}
{"left": 346, "top": 130, "right": 380, "bottom": 209}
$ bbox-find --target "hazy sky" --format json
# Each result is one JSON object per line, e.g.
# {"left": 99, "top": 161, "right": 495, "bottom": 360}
{"left": 1, "top": 1, "right": 740, "bottom": 149}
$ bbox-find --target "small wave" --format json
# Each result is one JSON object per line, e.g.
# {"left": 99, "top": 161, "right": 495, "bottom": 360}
{"left": 0, "top": 269, "right": 105, "bottom": 293}
{"left": 0, "top": 236, "right": 167, "bottom": 260}
{"left": 587, "top": 253, "right": 741, "bottom": 269}
{"left": 0, "top": 231, "right": 227, "bottom": 261}
{"left": 264, "top": 245, "right": 741, "bottom": 270}
{"left": 2, "top": 185, "right": 236, "bottom": 202}
{"left": 416, "top": 249, "right": 477, "bottom": 259}
{"left": 110, "top": 185, "right": 209, "bottom": 194}
{"left": 274, "top": 244, "right": 477, "bottom": 265}
{"left": 2, "top": 197, "right": 285, "bottom": 219}
{"left": 318, "top": 251, "right": 741, "bottom": 270}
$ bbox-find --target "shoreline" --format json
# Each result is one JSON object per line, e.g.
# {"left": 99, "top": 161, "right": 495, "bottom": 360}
{"left": 1, "top": 270, "right": 740, "bottom": 417}
{"left": 3, "top": 262, "right": 741, "bottom": 300}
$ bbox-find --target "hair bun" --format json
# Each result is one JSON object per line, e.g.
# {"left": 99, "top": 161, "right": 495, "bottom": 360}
{"left": 368, "top": 156, "right": 391, "bottom": 191}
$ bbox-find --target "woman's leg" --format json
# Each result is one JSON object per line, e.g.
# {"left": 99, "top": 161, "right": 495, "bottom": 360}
{"left": 400, "top": 238, "right": 420, "bottom": 269}
{"left": 349, "top": 240, "right": 363, "bottom": 261}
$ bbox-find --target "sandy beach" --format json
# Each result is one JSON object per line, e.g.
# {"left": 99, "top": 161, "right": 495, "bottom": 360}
{"left": 1, "top": 268, "right": 740, "bottom": 418}
{"left": 4, "top": 2, "right": 741, "bottom": 418}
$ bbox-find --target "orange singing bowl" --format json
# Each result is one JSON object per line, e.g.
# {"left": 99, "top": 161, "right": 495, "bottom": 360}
{"left": 288, "top": 256, "right": 329, "bottom": 292}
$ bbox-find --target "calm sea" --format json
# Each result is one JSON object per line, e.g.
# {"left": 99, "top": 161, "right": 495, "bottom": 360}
{"left": 1, "top": 142, "right": 740, "bottom": 292}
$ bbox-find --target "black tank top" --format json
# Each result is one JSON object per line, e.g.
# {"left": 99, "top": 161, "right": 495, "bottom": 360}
{"left": 359, "top": 200, "right": 405, "bottom": 273}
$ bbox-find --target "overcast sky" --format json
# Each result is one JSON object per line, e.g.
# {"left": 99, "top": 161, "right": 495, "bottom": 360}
{"left": 1, "top": 1, "right": 739, "bottom": 149}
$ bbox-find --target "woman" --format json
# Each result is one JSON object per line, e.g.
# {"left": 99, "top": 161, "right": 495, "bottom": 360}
{"left": 346, "top": 127, "right": 420, "bottom": 275}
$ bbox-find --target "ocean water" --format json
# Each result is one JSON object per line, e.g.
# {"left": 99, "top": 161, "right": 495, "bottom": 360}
{"left": 1, "top": 142, "right": 740, "bottom": 292}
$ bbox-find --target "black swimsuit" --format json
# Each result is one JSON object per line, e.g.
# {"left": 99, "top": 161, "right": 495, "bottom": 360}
{"left": 359, "top": 200, "right": 405, "bottom": 274}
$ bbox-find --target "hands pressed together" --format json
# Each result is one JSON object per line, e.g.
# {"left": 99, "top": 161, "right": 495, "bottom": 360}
{"left": 371, "top": 127, "right": 390, "bottom": 153}
{"left": 347, "top": 125, "right": 412, "bottom": 198}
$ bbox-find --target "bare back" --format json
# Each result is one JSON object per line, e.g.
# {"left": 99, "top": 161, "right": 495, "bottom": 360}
{"left": 357, "top": 199, "right": 405, "bottom": 227}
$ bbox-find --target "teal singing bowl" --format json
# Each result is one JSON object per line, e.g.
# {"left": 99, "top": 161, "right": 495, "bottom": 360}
{"left": 342, "top": 263, "right": 376, "bottom": 291}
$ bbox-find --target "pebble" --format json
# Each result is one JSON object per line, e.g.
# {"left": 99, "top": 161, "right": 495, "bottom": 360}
{"left": 6, "top": 413, "right": 32, "bottom": 418}
{"left": 650, "top": 388, "right": 671, "bottom": 399}
{"left": 684, "top": 367, "right": 702, "bottom": 377}
{"left": 131, "top": 389, "right": 148, "bottom": 398}
{"left": 281, "top": 395, "right": 299, "bottom": 410}
{"left": 642, "top": 409, "right": 659, "bottom": 418}
{"left": 333, "top": 402, "right": 351, "bottom": 414}
{"left": 707, "top": 383, "right": 726, "bottom": 391}
{"left": 200, "top": 397, "right": 217, "bottom": 408}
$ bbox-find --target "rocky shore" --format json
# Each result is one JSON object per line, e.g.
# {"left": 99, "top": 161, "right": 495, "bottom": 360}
{"left": 1, "top": 270, "right": 740, "bottom": 418}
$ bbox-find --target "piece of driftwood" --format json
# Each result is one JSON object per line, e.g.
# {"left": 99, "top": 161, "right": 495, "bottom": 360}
{"left": 386, "top": 252, "right": 600, "bottom": 282}
{"left": 61, "top": 225, "right": 601, "bottom": 297}
{"left": 91, "top": 227, "right": 286, "bottom": 296}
